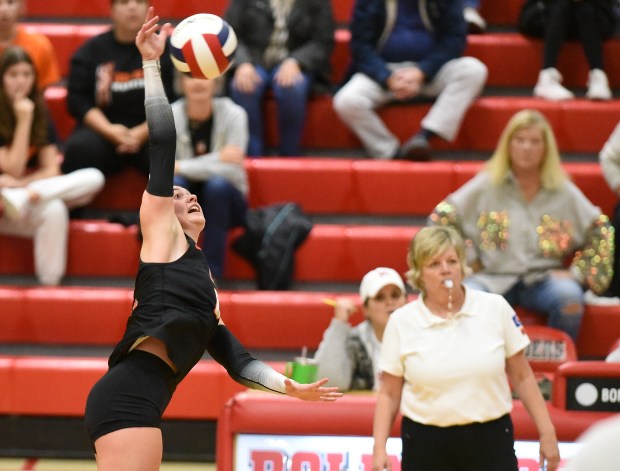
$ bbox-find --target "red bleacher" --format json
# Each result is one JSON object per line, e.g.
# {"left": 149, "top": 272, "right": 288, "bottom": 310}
{"left": 0, "top": 220, "right": 416, "bottom": 282}
{"left": 215, "top": 390, "right": 616, "bottom": 471}
{"left": 79, "top": 159, "right": 617, "bottom": 219}
{"left": 1, "top": 160, "right": 616, "bottom": 285}
{"left": 20, "top": 0, "right": 527, "bottom": 29}
{"left": 1, "top": 286, "right": 618, "bottom": 359}
{"left": 27, "top": 21, "right": 620, "bottom": 89}
{"left": 5, "top": 0, "right": 620, "bottom": 459}
{"left": 44, "top": 84, "right": 620, "bottom": 154}
{"left": 523, "top": 325, "right": 579, "bottom": 375}
{"left": 0, "top": 354, "right": 285, "bottom": 420}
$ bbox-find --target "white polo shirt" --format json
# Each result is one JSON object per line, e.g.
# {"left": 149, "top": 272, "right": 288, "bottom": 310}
{"left": 380, "top": 287, "right": 530, "bottom": 427}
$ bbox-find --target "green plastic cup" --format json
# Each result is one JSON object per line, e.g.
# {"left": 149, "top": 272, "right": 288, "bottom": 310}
{"left": 285, "top": 357, "right": 318, "bottom": 384}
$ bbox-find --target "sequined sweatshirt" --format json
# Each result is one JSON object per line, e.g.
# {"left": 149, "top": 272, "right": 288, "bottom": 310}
{"left": 429, "top": 171, "right": 614, "bottom": 294}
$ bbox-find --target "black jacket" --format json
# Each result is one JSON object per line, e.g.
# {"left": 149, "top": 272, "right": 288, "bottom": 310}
{"left": 224, "top": 0, "right": 335, "bottom": 90}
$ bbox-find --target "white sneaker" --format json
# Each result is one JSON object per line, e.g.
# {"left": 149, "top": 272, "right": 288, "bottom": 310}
{"left": 586, "top": 69, "right": 612, "bottom": 101}
{"left": 1, "top": 187, "right": 29, "bottom": 220}
{"left": 533, "top": 68, "right": 574, "bottom": 101}
{"left": 584, "top": 289, "right": 620, "bottom": 306}
{"left": 464, "top": 7, "right": 486, "bottom": 33}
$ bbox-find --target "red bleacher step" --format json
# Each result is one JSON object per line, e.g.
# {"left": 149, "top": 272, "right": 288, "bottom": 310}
{"left": 1, "top": 286, "right": 617, "bottom": 358}
{"left": 0, "top": 221, "right": 417, "bottom": 282}
{"left": 0, "top": 355, "right": 285, "bottom": 420}
{"left": 46, "top": 85, "right": 620, "bottom": 154}
{"left": 24, "top": 0, "right": 230, "bottom": 21}
{"left": 29, "top": 20, "right": 620, "bottom": 89}
{"left": 21, "top": 0, "right": 530, "bottom": 36}
{"left": 82, "top": 159, "right": 616, "bottom": 219}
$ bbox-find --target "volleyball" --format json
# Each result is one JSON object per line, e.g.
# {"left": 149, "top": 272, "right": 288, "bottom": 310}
{"left": 170, "top": 14, "right": 237, "bottom": 80}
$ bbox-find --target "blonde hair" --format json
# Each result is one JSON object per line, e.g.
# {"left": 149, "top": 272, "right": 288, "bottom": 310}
{"left": 485, "top": 109, "right": 567, "bottom": 189}
{"left": 406, "top": 226, "right": 468, "bottom": 295}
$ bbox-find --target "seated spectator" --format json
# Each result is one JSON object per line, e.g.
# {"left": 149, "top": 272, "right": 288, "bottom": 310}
{"left": 519, "top": 0, "right": 616, "bottom": 101}
{"left": 61, "top": 0, "right": 176, "bottom": 177}
{"left": 463, "top": 0, "right": 487, "bottom": 34}
{"left": 172, "top": 73, "right": 249, "bottom": 281}
{"left": 0, "top": 0, "right": 61, "bottom": 89}
{"left": 428, "top": 109, "right": 613, "bottom": 342}
{"left": 333, "top": 0, "right": 487, "bottom": 161}
{"left": 314, "top": 267, "right": 407, "bottom": 391}
{"left": 599, "top": 120, "right": 620, "bottom": 300}
{"left": 224, "top": 0, "right": 335, "bottom": 157}
{"left": 0, "top": 47, "right": 104, "bottom": 285}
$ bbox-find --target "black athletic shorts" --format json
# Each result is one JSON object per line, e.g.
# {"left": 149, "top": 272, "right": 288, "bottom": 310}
{"left": 84, "top": 350, "right": 177, "bottom": 446}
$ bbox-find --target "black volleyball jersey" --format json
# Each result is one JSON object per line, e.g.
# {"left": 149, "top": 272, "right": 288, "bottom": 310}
{"left": 109, "top": 235, "right": 219, "bottom": 381}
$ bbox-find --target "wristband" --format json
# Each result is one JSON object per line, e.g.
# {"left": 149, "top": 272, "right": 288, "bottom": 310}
{"left": 142, "top": 59, "right": 160, "bottom": 71}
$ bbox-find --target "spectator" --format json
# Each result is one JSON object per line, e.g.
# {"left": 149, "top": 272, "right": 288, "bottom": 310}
{"left": 0, "top": 0, "right": 61, "bottom": 89}
{"left": 333, "top": 0, "right": 487, "bottom": 161}
{"left": 428, "top": 109, "right": 613, "bottom": 342}
{"left": 521, "top": 0, "right": 616, "bottom": 101}
{"left": 463, "top": 0, "right": 487, "bottom": 34}
{"left": 224, "top": 0, "right": 335, "bottom": 157}
{"left": 373, "top": 226, "right": 560, "bottom": 471}
{"left": 599, "top": 120, "right": 620, "bottom": 299}
{"left": 61, "top": 0, "right": 177, "bottom": 177}
{"left": 172, "top": 73, "right": 249, "bottom": 281}
{"left": 314, "top": 267, "right": 407, "bottom": 391}
{"left": 0, "top": 47, "right": 104, "bottom": 285}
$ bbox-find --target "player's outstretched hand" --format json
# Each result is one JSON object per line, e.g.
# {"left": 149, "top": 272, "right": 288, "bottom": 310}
{"left": 284, "top": 378, "right": 343, "bottom": 402}
{"left": 136, "top": 6, "right": 173, "bottom": 61}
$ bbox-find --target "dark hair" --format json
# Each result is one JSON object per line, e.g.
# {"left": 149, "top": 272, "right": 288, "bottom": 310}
{"left": 0, "top": 46, "right": 49, "bottom": 146}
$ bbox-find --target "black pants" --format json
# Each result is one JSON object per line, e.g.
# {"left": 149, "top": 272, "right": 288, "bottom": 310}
{"left": 61, "top": 125, "right": 150, "bottom": 177}
{"left": 400, "top": 414, "right": 519, "bottom": 471}
{"left": 543, "top": 0, "right": 614, "bottom": 70}
{"left": 84, "top": 350, "right": 177, "bottom": 446}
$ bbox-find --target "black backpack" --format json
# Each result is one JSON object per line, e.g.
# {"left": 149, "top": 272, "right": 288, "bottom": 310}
{"left": 232, "top": 203, "right": 313, "bottom": 290}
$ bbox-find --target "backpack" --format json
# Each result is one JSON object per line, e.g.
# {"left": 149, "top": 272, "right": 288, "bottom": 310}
{"left": 232, "top": 203, "right": 313, "bottom": 290}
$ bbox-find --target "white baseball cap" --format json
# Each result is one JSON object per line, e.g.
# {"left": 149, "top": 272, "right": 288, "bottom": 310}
{"left": 359, "top": 267, "right": 405, "bottom": 302}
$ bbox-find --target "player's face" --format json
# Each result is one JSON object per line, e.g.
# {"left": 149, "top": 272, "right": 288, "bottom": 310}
{"left": 172, "top": 186, "right": 205, "bottom": 230}
{"left": 509, "top": 125, "right": 546, "bottom": 174}
{"left": 3, "top": 61, "right": 35, "bottom": 103}
{"left": 364, "top": 284, "right": 406, "bottom": 331}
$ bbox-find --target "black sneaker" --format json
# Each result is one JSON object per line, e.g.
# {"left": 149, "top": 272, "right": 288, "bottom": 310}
{"left": 397, "top": 134, "right": 432, "bottom": 161}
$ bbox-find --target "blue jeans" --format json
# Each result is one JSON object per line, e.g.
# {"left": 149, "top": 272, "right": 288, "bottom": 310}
{"left": 465, "top": 275, "right": 585, "bottom": 342}
{"left": 229, "top": 64, "right": 311, "bottom": 157}
{"left": 174, "top": 175, "right": 247, "bottom": 279}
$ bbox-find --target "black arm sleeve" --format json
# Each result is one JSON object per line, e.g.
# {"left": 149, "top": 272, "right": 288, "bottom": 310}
{"left": 206, "top": 324, "right": 286, "bottom": 394}
{"left": 145, "top": 96, "right": 176, "bottom": 197}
